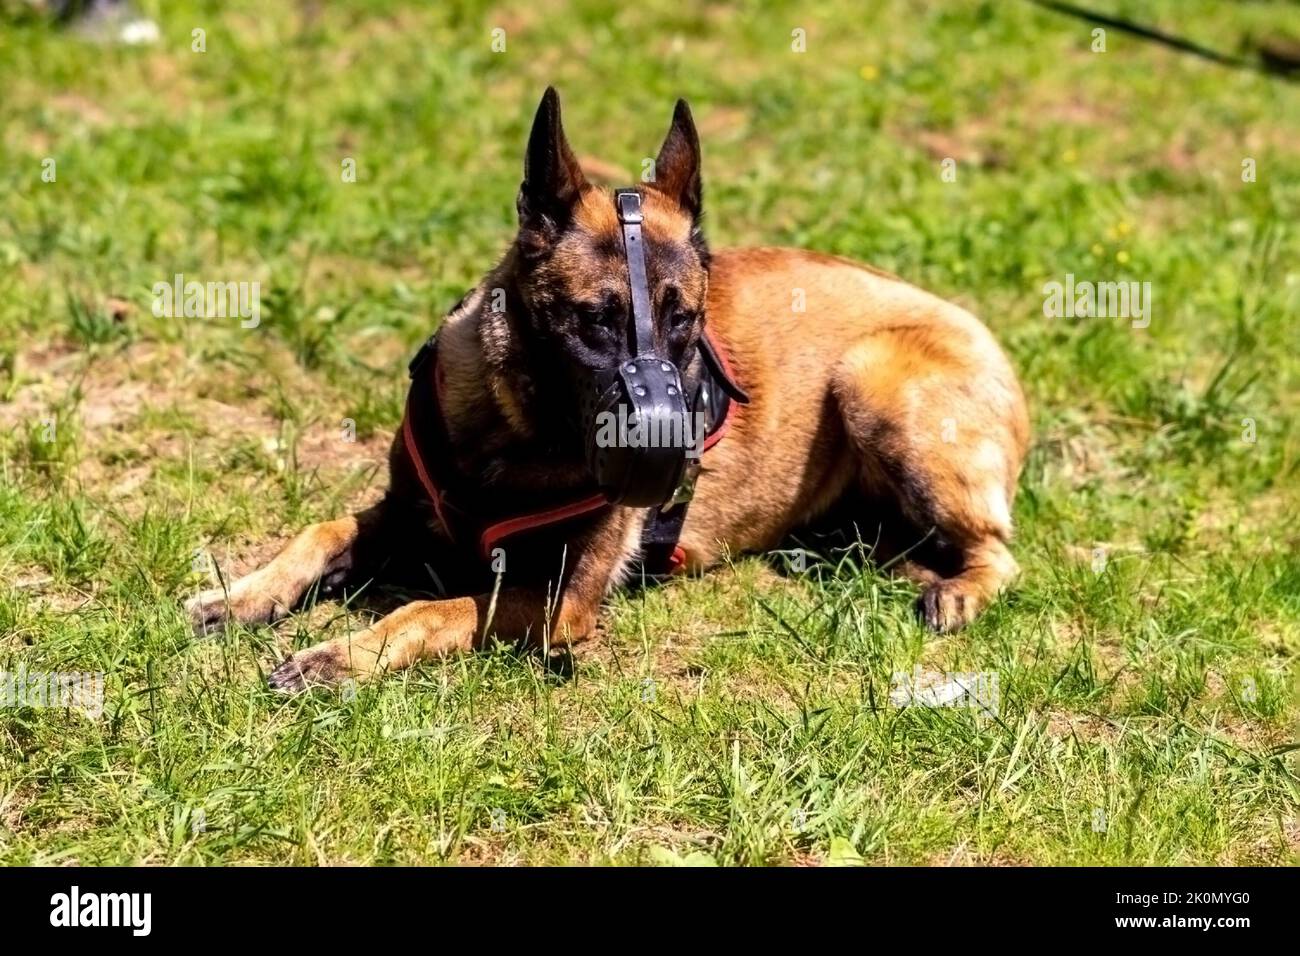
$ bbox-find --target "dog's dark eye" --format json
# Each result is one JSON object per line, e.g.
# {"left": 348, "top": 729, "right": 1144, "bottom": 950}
{"left": 669, "top": 309, "right": 695, "bottom": 330}
{"left": 578, "top": 303, "right": 620, "bottom": 332}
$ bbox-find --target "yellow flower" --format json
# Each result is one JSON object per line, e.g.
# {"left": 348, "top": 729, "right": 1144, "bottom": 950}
{"left": 1091, "top": 243, "right": 1104, "bottom": 257}
{"left": 860, "top": 64, "right": 879, "bottom": 81}
{"left": 1117, "top": 220, "right": 1132, "bottom": 236}
{"left": 1116, "top": 250, "right": 1130, "bottom": 264}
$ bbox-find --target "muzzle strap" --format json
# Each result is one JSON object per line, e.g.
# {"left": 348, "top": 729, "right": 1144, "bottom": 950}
{"left": 615, "top": 190, "right": 655, "bottom": 355}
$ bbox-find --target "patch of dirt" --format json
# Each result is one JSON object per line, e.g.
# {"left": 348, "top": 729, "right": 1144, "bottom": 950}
{"left": 1241, "top": 814, "right": 1300, "bottom": 865}
{"left": 1200, "top": 710, "right": 1293, "bottom": 754}
{"left": 1044, "top": 708, "right": 1121, "bottom": 744}
{"left": 0, "top": 340, "right": 82, "bottom": 429}
{"left": 1194, "top": 486, "right": 1297, "bottom": 551}
{"left": 1038, "top": 97, "right": 1119, "bottom": 128}
{"left": 911, "top": 127, "right": 1004, "bottom": 169}
{"left": 697, "top": 107, "right": 748, "bottom": 139}
{"left": 6, "top": 335, "right": 392, "bottom": 535}
{"left": 1037, "top": 415, "right": 1135, "bottom": 491}
{"left": 487, "top": 6, "right": 540, "bottom": 37}
{"left": 301, "top": 252, "right": 428, "bottom": 292}
{"left": 577, "top": 155, "right": 632, "bottom": 184}
{"left": 48, "top": 94, "right": 111, "bottom": 127}
{"left": 896, "top": 88, "right": 1124, "bottom": 172}
{"left": 925, "top": 843, "right": 1035, "bottom": 866}
{"left": 0, "top": 784, "right": 37, "bottom": 834}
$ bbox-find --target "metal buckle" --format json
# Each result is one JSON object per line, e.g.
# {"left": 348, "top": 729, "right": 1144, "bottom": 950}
{"left": 666, "top": 459, "right": 700, "bottom": 508}
{"left": 615, "top": 189, "right": 643, "bottom": 224}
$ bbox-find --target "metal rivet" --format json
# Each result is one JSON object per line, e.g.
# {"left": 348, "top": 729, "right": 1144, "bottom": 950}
{"left": 634, "top": 386, "right": 647, "bottom": 397}
{"left": 667, "top": 386, "right": 677, "bottom": 396}
{"left": 625, "top": 363, "right": 636, "bottom": 373}
{"left": 660, "top": 362, "right": 671, "bottom": 372}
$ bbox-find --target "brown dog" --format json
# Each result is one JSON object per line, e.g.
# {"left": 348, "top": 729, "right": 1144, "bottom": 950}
{"left": 186, "top": 89, "right": 1029, "bottom": 692}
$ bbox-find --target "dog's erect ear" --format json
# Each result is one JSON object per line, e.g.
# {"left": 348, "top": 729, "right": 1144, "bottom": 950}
{"left": 518, "top": 87, "right": 588, "bottom": 237}
{"left": 652, "top": 99, "right": 702, "bottom": 219}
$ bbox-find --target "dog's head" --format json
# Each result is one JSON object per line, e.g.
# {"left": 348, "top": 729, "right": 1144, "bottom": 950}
{"left": 508, "top": 87, "right": 710, "bottom": 379}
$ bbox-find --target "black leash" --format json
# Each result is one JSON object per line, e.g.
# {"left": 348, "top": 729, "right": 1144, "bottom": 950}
{"left": 1025, "top": 0, "right": 1300, "bottom": 81}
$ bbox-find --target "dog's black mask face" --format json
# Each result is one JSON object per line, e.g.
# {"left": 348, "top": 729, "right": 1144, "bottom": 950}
{"left": 507, "top": 88, "right": 713, "bottom": 505}
{"left": 510, "top": 88, "right": 711, "bottom": 390}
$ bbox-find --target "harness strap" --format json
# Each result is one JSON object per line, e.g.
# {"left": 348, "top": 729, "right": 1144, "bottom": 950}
{"left": 636, "top": 331, "right": 743, "bottom": 576}
{"left": 479, "top": 493, "right": 608, "bottom": 559}
{"left": 402, "top": 333, "right": 453, "bottom": 539}
{"left": 402, "top": 409, "right": 451, "bottom": 538}
{"left": 615, "top": 190, "right": 656, "bottom": 355}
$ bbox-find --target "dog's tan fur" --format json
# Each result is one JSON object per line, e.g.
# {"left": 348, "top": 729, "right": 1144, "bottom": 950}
{"left": 186, "top": 90, "right": 1028, "bottom": 691}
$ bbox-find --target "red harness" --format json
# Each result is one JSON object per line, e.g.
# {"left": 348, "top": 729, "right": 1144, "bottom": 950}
{"left": 400, "top": 328, "right": 744, "bottom": 575}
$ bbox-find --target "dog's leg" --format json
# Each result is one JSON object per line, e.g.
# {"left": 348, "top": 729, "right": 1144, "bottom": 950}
{"left": 266, "top": 509, "right": 641, "bottom": 691}
{"left": 186, "top": 501, "right": 393, "bottom": 632}
{"left": 832, "top": 323, "right": 1029, "bottom": 632}
{"left": 264, "top": 587, "right": 596, "bottom": 692}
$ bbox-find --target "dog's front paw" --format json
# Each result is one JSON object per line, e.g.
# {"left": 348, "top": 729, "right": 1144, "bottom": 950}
{"left": 185, "top": 587, "right": 235, "bottom": 636}
{"left": 267, "top": 646, "right": 348, "bottom": 694}
{"left": 917, "top": 580, "right": 983, "bottom": 633}
{"left": 185, "top": 580, "right": 286, "bottom": 636}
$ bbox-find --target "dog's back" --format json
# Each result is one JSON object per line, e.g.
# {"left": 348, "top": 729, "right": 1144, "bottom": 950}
{"left": 681, "top": 247, "right": 1029, "bottom": 611}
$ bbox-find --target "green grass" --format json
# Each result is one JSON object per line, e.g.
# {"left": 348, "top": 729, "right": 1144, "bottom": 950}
{"left": 1, "top": 0, "right": 1298, "bottom": 865}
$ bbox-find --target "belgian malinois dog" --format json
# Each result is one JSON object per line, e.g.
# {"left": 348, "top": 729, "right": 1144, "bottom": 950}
{"left": 186, "top": 88, "right": 1029, "bottom": 692}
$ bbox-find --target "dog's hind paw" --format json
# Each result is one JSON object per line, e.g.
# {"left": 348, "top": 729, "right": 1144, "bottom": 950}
{"left": 917, "top": 580, "right": 984, "bottom": 633}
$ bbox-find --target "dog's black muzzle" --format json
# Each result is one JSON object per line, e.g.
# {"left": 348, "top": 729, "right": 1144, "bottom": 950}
{"left": 578, "top": 190, "right": 699, "bottom": 508}
{"left": 582, "top": 354, "right": 697, "bottom": 507}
